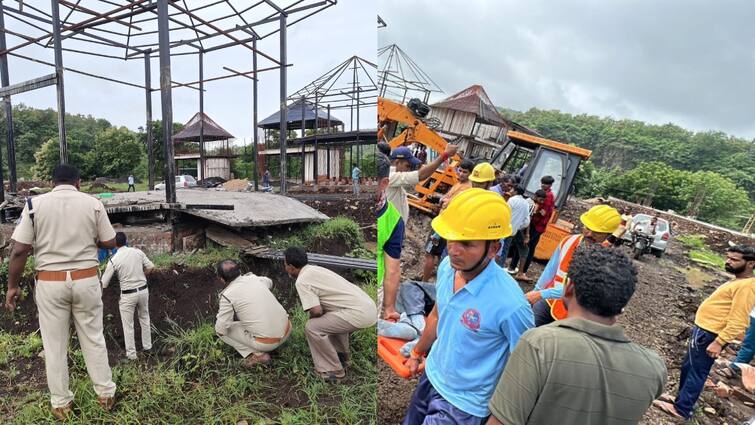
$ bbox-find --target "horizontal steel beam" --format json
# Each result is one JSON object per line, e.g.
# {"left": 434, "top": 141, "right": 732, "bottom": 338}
{"left": 0, "top": 73, "right": 57, "bottom": 97}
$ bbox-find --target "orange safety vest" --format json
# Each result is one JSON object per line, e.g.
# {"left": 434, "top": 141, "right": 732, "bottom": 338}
{"left": 542, "top": 234, "right": 583, "bottom": 320}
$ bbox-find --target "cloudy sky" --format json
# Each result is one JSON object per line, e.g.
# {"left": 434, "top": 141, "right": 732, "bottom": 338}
{"left": 3, "top": 0, "right": 375, "bottom": 139}
{"left": 379, "top": 0, "right": 755, "bottom": 139}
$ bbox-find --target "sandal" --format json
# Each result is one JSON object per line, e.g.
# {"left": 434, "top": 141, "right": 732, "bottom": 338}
{"left": 657, "top": 393, "right": 675, "bottom": 403}
{"left": 242, "top": 353, "right": 271, "bottom": 368}
{"left": 51, "top": 402, "right": 73, "bottom": 421}
{"left": 652, "top": 400, "right": 684, "bottom": 419}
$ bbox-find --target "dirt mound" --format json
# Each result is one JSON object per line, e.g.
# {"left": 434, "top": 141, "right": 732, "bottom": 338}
{"left": 298, "top": 196, "right": 376, "bottom": 242}
{"left": 222, "top": 179, "right": 249, "bottom": 191}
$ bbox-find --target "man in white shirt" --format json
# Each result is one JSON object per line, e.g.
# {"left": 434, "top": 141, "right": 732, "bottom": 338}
{"left": 388, "top": 144, "right": 458, "bottom": 224}
{"left": 500, "top": 186, "right": 531, "bottom": 269}
{"left": 214, "top": 260, "right": 291, "bottom": 367}
{"left": 101, "top": 232, "right": 155, "bottom": 360}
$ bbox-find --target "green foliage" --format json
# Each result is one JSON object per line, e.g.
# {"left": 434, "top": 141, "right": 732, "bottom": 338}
{"left": 85, "top": 127, "right": 145, "bottom": 178}
{"left": 0, "top": 332, "right": 43, "bottom": 366}
{"left": 269, "top": 217, "right": 365, "bottom": 252}
{"left": 676, "top": 235, "right": 725, "bottom": 269}
{"left": 150, "top": 247, "right": 240, "bottom": 270}
{"left": 500, "top": 107, "right": 755, "bottom": 229}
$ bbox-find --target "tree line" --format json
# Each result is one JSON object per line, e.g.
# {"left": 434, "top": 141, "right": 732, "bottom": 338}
{"left": 501, "top": 108, "right": 755, "bottom": 230}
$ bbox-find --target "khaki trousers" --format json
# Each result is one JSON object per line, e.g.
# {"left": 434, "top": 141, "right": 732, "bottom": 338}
{"left": 304, "top": 313, "right": 360, "bottom": 373}
{"left": 35, "top": 276, "right": 116, "bottom": 408}
{"left": 219, "top": 321, "right": 291, "bottom": 358}
{"left": 118, "top": 289, "right": 151, "bottom": 359}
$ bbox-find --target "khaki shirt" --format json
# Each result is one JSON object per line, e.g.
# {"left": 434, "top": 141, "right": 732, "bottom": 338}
{"left": 101, "top": 246, "right": 155, "bottom": 291}
{"left": 11, "top": 185, "right": 116, "bottom": 271}
{"left": 215, "top": 273, "right": 289, "bottom": 340}
{"left": 488, "top": 318, "right": 666, "bottom": 425}
{"left": 387, "top": 166, "right": 419, "bottom": 223}
{"left": 295, "top": 265, "right": 377, "bottom": 328}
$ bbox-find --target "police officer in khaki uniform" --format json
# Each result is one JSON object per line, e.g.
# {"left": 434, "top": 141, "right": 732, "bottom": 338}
{"left": 283, "top": 246, "right": 377, "bottom": 383}
{"left": 215, "top": 260, "right": 291, "bottom": 367}
{"left": 101, "top": 232, "right": 155, "bottom": 361}
{"left": 4, "top": 165, "right": 117, "bottom": 420}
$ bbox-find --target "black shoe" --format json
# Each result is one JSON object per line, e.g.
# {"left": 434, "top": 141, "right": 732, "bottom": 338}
{"left": 337, "top": 352, "right": 349, "bottom": 367}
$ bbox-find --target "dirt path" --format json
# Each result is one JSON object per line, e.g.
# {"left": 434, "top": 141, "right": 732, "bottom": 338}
{"left": 378, "top": 199, "right": 754, "bottom": 425}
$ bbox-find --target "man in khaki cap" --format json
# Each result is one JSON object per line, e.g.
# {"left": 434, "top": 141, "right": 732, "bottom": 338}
{"left": 284, "top": 246, "right": 377, "bottom": 383}
{"left": 101, "top": 232, "right": 155, "bottom": 361}
{"left": 4, "top": 164, "right": 117, "bottom": 420}
{"left": 214, "top": 259, "right": 291, "bottom": 367}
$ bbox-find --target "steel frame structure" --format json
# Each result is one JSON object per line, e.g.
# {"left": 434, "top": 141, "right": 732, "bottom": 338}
{"left": 286, "top": 55, "right": 376, "bottom": 184}
{"left": 378, "top": 43, "right": 442, "bottom": 104}
{"left": 0, "top": 0, "right": 336, "bottom": 202}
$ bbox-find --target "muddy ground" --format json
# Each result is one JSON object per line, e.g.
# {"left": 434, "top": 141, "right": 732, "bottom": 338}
{"left": 378, "top": 198, "right": 755, "bottom": 425}
{"left": 295, "top": 193, "right": 376, "bottom": 243}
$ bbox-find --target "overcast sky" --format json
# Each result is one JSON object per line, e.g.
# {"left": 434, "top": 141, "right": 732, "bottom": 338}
{"left": 3, "top": 0, "right": 375, "bottom": 139}
{"left": 379, "top": 0, "right": 755, "bottom": 139}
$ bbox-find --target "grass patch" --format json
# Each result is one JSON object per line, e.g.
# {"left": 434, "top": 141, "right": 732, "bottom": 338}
{"left": 269, "top": 217, "right": 365, "bottom": 252}
{"left": 677, "top": 234, "right": 725, "bottom": 269}
{"left": 150, "top": 247, "right": 241, "bottom": 270}
{"left": 2, "top": 274, "right": 377, "bottom": 424}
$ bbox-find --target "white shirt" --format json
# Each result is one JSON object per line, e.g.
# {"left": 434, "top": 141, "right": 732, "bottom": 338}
{"left": 102, "top": 246, "right": 154, "bottom": 291}
{"left": 508, "top": 195, "right": 531, "bottom": 232}
{"left": 387, "top": 166, "right": 419, "bottom": 224}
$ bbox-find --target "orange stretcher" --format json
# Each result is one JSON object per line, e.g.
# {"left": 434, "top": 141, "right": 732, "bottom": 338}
{"left": 378, "top": 335, "right": 425, "bottom": 379}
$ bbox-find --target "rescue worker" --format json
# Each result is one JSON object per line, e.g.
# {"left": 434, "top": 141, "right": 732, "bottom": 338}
{"left": 423, "top": 159, "right": 475, "bottom": 282}
{"left": 214, "top": 259, "right": 291, "bottom": 367}
{"left": 388, "top": 143, "right": 459, "bottom": 224}
{"left": 284, "top": 246, "right": 377, "bottom": 383}
{"left": 377, "top": 152, "right": 405, "bottom": 321}
{"left": 4, "top": 164, "right": 118, "bottom": 420}
{"left": 101, "top": 232, "right": 155, "bottom": 361}
{"left": 469, "top": 162, "right": 496, "bottom": 190}
{"left": 403, "top": 189, "right": 534, "bottom": 424}
{"left": 607, "top": 207, "right": 632, "bottom": 247}
{"left": 524, "top": 204, "right": 621, "bottom": 327}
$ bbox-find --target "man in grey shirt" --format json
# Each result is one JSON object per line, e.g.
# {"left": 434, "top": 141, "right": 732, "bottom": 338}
{"left": 487, "top": 245, "right": 666, "bottom": 425}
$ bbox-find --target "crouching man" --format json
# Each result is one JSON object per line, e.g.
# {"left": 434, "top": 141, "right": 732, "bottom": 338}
{"left": 284, "top": 246, "right": 377, "bottom": 383}
{"left": 215, "top": 260, "right": 291, "bottom": 367}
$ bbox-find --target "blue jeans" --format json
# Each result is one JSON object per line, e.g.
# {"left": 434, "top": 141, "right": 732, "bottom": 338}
{"left": 496, "top": 237, "right": 513, "bottom": 267}
{"left": 674, "top": 326, "right": 718, "bottom": 419}
{"left": 403, "top": 374, "right": 487, "bottom": 425}
{"left": 732, "top": 320, "right": 755, "bottom": 372}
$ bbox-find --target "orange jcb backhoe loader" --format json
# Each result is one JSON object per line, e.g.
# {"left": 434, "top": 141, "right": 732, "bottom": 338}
{"left": 378, "top": 96, "right": 592, "bottom": 260}
{"left": 488, "top": 130, "right": 592, "bottom": 259}
{"left": 378, "top": 97, "right": 461, "bottom": 214}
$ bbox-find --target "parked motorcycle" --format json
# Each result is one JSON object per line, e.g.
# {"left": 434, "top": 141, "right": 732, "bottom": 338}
{"left": 632, "top": 232, "right": 655, "bottom": 260}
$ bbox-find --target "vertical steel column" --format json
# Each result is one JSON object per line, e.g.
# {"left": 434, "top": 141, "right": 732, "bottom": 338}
{"left": 313, "top": 94, "right": 318, "bottom": 185}
{"left": 356, "top": 87, "right": 360, "bottom": 168}
{"left": 252, "top": 37, "right": 259, "bottom": 191}
{"left": 300, "top": 96, "right": 305, "bottom": 185}
{"left": 50, "top": 0, "right": 67, "bottom": 164}
{"left": 278, "top": 14, "right": 288, "bottom": 193}
{"left": 326, "top": 104, "right": 331, "bottom": 179}
{"left": 144, "top": 51, "right": 154, "bottom": 190}
{"left": 157, "top": 0, "right": 176, "bottom": 203}
{"left": 199, "top": 52, "right": 205, "bottom": 181}
{"left": 0, "top": 4, "right": 13, "bottom": 196}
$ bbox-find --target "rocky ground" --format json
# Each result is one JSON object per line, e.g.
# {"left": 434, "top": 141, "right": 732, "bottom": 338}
{"left": 378, "top": 197, "right": 755, "bottom": 425}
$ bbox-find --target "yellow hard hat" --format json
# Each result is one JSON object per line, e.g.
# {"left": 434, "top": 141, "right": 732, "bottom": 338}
{"left": 469, "top": 162, "right": 496, "bottom": 183}
{"left": 580, "top": 205, "right": 621, "bottom": 234}
{"left": 432, "top": 188, "right": 512, "bottom": 240}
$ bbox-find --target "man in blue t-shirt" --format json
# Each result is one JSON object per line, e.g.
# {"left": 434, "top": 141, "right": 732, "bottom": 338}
{"left": 403, "top": 188, "right": 533, "bottom": 424}
{"left": 352, "top": 165, "right": 362, "bottom": 195}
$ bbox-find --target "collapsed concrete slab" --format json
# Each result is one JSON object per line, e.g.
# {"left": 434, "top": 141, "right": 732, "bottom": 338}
{"left": 100, "top": 189, "right": 329, "bottom": 228}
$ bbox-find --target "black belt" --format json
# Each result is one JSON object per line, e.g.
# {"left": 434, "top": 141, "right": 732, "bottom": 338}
{"left": 121, "top": 284, "right": 148, "bottom": 295}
